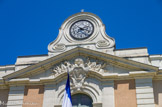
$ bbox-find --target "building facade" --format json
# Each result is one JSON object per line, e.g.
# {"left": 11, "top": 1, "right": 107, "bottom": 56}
{"left": 0, "top": 12, "right": 162, "bottom": 107}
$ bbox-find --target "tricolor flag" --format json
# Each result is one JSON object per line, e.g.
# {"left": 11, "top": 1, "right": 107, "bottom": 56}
{"left": 62, "top": 73, "right": 72, "bottom": 107}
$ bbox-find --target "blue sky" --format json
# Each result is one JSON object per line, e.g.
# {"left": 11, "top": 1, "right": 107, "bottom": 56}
{"left": 0, "top": 0, "right": 162, "bottom": 65}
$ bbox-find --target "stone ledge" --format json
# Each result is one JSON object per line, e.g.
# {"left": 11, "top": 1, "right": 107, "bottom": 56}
{"left": 93, "top": 103, "right": 102, "bottom": 107}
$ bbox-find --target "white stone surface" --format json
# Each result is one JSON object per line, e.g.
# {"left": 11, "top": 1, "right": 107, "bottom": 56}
{"left": 43, "top": 84, "right": 56, "bottom": 107}
{"left": 135, "top": 78, "right": 155, "bottom": 107}
{"left": 115, "top": 48, "right": 149, "bottom": 57}
{"left": 8, "top": 95, "right": 24, "bottom": 100}
{"left": 0, "top": 65, "right": 15, "bottom": 77}
{"left": 102, "top": 81, "right": 114, "bottom": 107}
{"left": 137, "top": 99, "right": 154, "bottom": 104}
{"left": 15, "top": 55, "right": 48, "bottom": 65}
{"left": 136, "top": 88, "right": 154, "bottom": 93}
{"left": 150, "top": 55, "right": 162, "bottom": 69}
{"left": 128, "top": 57, "right": 151, "bottom": 65}
{"left": 136, "top": 93, "right": 154, "bottom": 99}
{"left": 137, "top": 104, "right": 155, "bottom": 107}
{"left": 7, "top": 86, "right": 24, "bottom": 107}
{"left": 15, "top": 55, "right": 48, "bottom": 71}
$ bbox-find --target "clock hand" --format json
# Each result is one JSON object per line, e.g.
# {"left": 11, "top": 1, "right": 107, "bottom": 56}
{"left": 83, "top": 28, "right": 89, "bottom": 32}
{"left": 81, "top": 28, "right": 90, "bottom": 33}
{"left": 75, "top": 25, "right": 86, "bottom": 31}
{"left": 75, "top": 25, "right": 90, "bottom": 34}
{"left": 83, "top": 26, "right": 88, "bottom": 29}
{"left": 76, "top": 26, "right": 85, "bottom": 33}
{"left": 75, "top": 25, "right": 82, "bottom": 29}
{"left": 80, "top": 30, "right": 88, "bottom": 37}
{"left": 81, "top": 26, "right": 91, "bottom": 32}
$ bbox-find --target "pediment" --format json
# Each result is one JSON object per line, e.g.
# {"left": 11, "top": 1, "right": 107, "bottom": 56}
{"left": 3, "top": 47, "right": 158, "bottom": 83}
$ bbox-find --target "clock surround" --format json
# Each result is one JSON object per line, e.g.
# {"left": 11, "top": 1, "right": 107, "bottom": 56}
{"left": 48, "top": 12, "right": 115, "bottom": 53}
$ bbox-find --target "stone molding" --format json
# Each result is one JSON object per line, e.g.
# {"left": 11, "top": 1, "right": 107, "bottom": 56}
{"left": 54, "top": 105, "right": 61, "bottom": 107}
{"left": 93, "top": 103, "right": 102, "bottom": 107}
{"left": 3, "top": 47, "right": 158, "bottom": 81}
{"left": 57, "top": 81, "right": 102, "bottom": 104}
{"left": 53, "top": 76, "right": 103, "bottom": 105}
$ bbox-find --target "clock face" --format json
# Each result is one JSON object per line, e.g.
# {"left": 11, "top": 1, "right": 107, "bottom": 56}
{"left": 70, "top": 20, "right": 94, "bottom": 40}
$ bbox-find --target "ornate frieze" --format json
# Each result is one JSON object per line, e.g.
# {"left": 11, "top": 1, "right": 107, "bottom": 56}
{"left": 51, "top": 57, "right": 106, "bottom": 90}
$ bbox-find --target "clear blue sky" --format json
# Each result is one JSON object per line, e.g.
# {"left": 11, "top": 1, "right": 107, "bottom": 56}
{"left": 0, "top": 0, "right": 162, "bottom": 65}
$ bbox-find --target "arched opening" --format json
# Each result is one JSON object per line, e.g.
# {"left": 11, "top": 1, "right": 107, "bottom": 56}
{"left": 72, "top": 93, "right": 93, "bottom": 107}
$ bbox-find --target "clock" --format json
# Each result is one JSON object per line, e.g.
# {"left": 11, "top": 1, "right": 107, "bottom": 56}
{"left": 70, "top": 20, "right": 94, "bottom": 40}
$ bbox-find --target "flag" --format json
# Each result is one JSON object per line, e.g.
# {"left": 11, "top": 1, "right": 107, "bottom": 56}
{"left": 62, "top": 73, "right": 72, "bottom": 107}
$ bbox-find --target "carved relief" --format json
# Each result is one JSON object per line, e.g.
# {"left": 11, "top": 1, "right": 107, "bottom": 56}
{"left": 96, "top": 40, "right": 110, "bottom": 48}
{"left": 51, "top": 57, "right": 106, "bottom": 90}
{"left": 52, "top": 43, "right": 66, "bottom": 52}
{"left": 86, "top": 58, "right": 106, "bottom": 72}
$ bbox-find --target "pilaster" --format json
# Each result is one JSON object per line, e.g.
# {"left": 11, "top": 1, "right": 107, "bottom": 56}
{"left": 135, "top": 78, "right": 155, "bottom": 107}
{"left": 7, "top": 86, "right": 24, "bottom": 107}
{"left": 102, "top": 80, "right": 114, "bottom": 107}
{"left": 43, "top": 84, "right": 56, "bottom": 107}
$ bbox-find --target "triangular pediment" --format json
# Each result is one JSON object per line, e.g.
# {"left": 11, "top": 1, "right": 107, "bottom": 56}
{"left": 3, "top": 47, "right": 158, "bottom": 82}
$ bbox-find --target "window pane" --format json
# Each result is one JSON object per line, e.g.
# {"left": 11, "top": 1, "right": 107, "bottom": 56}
{"left": 72, "top": 94, "right": 92, "bottom": 107}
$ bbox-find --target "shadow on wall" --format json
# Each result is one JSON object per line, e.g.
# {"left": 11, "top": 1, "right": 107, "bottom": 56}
{"left": 153, "top": 80, "right": 162, "bottom": 106}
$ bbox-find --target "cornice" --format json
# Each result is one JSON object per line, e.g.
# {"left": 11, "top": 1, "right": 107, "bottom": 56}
{"left": 2, "top": 47, "right": 158, "bottom": 84}
{"left": 3, "top": 70, "right": 156, "bottom": 86}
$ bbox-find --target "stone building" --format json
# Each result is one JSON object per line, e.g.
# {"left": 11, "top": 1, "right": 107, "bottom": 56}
{"left": 0, "top": 12, "right": 162, "bottom": 107}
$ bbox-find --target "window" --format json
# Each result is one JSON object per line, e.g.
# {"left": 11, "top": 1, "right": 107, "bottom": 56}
{"left": 72, "top": 93, "right": 93, "bottom": 107}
